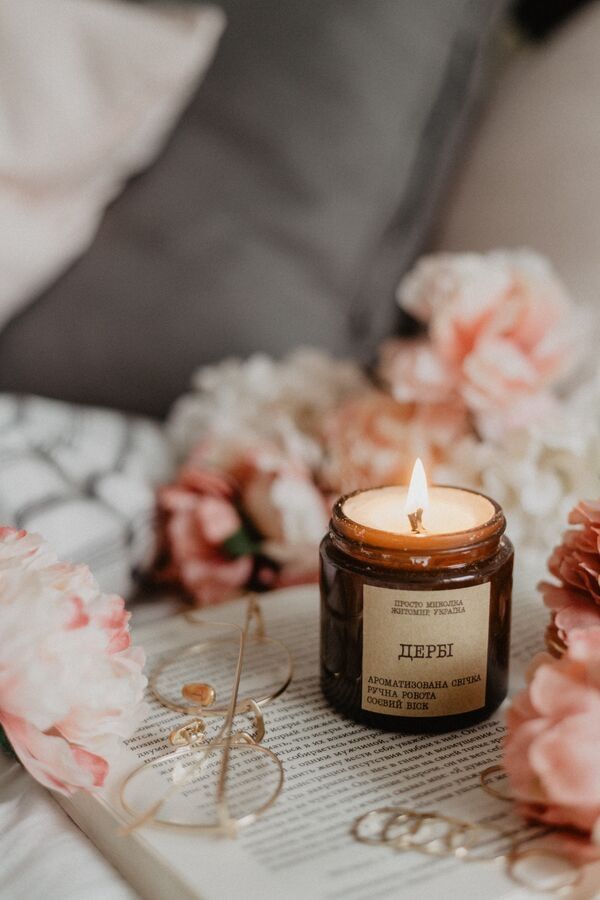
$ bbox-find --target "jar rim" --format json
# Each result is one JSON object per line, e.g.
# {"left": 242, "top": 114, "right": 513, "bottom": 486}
{"left": 332, "top": 484, "right": 505, "bottom": 554}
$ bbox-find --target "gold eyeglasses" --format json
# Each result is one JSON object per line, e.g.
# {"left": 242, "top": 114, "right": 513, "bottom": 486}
{"left": 120, "top": 595, "right": 292, "bottom": 837}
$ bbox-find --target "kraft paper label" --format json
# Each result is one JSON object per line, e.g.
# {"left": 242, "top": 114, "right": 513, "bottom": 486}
{"left": 361, "top": 583, "right": 490, "bottom": 717}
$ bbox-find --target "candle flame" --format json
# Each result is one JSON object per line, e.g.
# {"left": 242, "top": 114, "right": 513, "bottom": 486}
{"left": 404, "top": 458, "right": 429, "bottom": 533}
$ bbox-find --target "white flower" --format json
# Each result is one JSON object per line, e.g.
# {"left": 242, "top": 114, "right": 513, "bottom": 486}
{"left": 168, "top": 348, "right": 367, "bottom": 471}
{"left": 438, "top": 390, "right": 600, "bottom": 564}
{"left": 0, "top": 528, "right": 147, "bottom": 795}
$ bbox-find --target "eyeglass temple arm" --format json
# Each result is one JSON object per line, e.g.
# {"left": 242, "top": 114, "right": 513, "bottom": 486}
{"left": 122, "top": 595, "right": 259, "bottom": 836}
{"left": 216, "top": 595, "right": 258, "bottom": 836}
{"left": 250, "top": 599, "right": 266, "bottom": 640}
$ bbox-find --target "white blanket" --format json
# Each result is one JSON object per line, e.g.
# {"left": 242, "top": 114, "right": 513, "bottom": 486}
{"left": 0, "top": 597, "right": 181, "bottom": 900}
{"left": 0, "top": 755, "right": 136, "bottom": 900}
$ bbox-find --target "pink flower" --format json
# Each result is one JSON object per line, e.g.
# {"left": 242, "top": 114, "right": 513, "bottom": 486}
{"left": 0, "top": 529, "right": 147, "bottom": 796}
{"left": 158, "top": 440, "right": 330, "bottom": 601}
{"left": 237, "top": 446, "right": 327, "bottom": 536}
{"left": 540, "top": 499, "right": 600, "bottom": 646}
{"left": 379, "top": 338, "right": 457, "bottom": 406}
{"left": 0, "top": 526, "right": 56, "bottom": 569}
{"left": 158, "top": 458, "right": 252, "bottom": 607}
{"left": 395, "top": 251, "right": 576, "bottom": 436}
{"left": 320, "top": 390, "right": 469, "bottom": 494}
{"left": 236, "top": 445, "right": 328, "bottom": 587}
{"left": 504, "top": 628, "right": 600, "bottom": 837}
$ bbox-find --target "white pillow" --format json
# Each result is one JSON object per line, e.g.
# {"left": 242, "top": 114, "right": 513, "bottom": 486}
{"left": 0, "top": 0, "right": 224, "bottom": 329}
{"left": 436, "top": 5, "right": 600, "bottom": 318}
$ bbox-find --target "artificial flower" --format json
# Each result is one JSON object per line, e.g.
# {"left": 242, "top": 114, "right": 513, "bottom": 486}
{"left": 394, "top": 250, "right": 578, "bottom": 438}
{"left": 168, "top": 348, "right": 367, "bottom": 470}
{"left": 159, "top": 252, "right": 597, "bottom": 599}
{"left": 157, "top": 453, "right": 253, "bottom": 606}
{"left": 237, "top": 445, "right": 329, "bottom": 586}
{"left": 539, "top": 499, "right": 600, "bottom": 646}
{"left": 157, "top": 439, "right": 329, "bottom": 604}
{"left": 504, "top": 628, "right": 600, "bottom": 837}
{"left": 438, "top": 402, "right": 600, "bottom": 564}
{"left": 320, "top": 389, "right": 469, "bottom": 494}
{"left": 0, "top": 528, "right": 147, "bottom": 795}
{"left": 378, "top": 338, "right": 459, "bottom": 407}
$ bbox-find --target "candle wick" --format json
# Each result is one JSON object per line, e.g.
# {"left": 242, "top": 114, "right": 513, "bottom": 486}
{"left": 408, "top": 508, "right": 426, "bottom": 534}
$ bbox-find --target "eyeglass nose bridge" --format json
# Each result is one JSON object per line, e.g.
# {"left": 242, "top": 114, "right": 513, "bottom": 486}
{"left": 122, "top": 599, "right": 290, "bottom": 837}
{"left": 168, "top": 718, "right": 206, "bottom": 747}
{"left": 167, "top": 698, "right": 266, "bottom": 750}
{"left": 232, "top": 698, "right": 265, "bottom": 745}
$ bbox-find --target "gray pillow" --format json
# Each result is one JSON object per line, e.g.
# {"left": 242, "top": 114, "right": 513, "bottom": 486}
{"left": 0, "top": 0, "right": 504, "bottom": 417}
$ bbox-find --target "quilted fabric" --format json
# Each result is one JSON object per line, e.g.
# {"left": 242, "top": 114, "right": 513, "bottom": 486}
{"left": 0, "top": 395, "right": 173, "bottom": 597}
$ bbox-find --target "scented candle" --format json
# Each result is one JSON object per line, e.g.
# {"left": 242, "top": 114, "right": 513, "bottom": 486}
{"left": 320, "top": 461, "right": 513, "bottom": 732}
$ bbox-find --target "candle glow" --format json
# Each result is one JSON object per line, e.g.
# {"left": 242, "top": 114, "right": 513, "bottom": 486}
{"left": 404, "top": 458, "right": 428, "bottom": 534}
{"left": 342, "top": 479, "right": 495, "bottom": 537}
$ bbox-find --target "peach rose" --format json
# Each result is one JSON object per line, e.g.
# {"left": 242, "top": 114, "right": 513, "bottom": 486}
{"left": 320, "top": 390, "right": 469, "bottom": 494}
{"left": 379, "top": 338, "right": 457, "bottom": 406}
{"left": 539, "top": 500, "right": 600, "bottom": 646}
{"left": 395, "top": 251, "right": 576, "bottom": 436}
{"left": 504, "top": 628, "right": 600, "bottom": 838}
{"left": 0, "top": 528, "right": 147, "bottom": 795}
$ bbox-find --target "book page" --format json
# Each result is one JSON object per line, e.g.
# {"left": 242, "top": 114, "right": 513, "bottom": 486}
{"left": 91, "top": 567, "right": 554, "bottom": 900}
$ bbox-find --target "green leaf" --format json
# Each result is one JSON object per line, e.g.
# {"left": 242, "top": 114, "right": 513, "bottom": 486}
{"left": 0, "top": 725, "right": 17, "bottom": 761}
{"left": 222, "top": 526, "right": 258, "bottom": 559}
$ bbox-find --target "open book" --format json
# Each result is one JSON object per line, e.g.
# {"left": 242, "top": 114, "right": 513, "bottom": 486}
{"left": 54, "top": 572, "right": 592, "bottom": 900}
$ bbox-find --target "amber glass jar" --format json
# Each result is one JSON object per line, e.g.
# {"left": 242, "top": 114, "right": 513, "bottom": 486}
{"left": 320, "top": 487, "right": 513, "bottom": 733}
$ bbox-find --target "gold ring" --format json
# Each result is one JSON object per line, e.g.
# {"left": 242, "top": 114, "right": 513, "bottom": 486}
{"left": 506, "top": 846, "right": 582, "bottom": 893}
{"left": 480, "top": 765, "right": 513, "bottom": 801}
